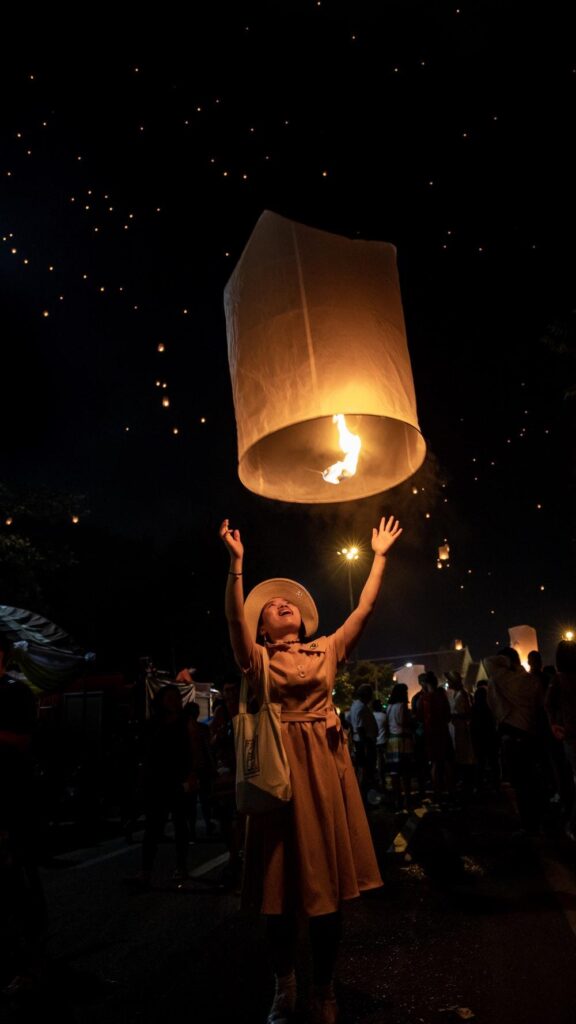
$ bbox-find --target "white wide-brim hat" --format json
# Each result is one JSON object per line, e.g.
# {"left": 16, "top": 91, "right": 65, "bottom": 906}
{"left": 244, "top": 578, "right": 319, "bottom": 642}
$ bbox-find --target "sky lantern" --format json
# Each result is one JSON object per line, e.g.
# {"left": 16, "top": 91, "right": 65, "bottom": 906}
{"left": 395, "top": 663, "right": 426, "bottom": 704}
{"left": 508, "top": 624, "right": 538, "bottom": 670}
{"left": 224, "top": 211, "right": 426, "bottom": 503}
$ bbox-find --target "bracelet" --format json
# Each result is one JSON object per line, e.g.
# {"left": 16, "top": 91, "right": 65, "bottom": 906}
{"left": 229, "top": 571, "right": 242, "bottom": 576}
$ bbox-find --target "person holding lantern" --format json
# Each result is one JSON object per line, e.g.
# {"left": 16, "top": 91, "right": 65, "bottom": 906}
{"left": 219, "top": 514, "right": 402, "bottom": 1024}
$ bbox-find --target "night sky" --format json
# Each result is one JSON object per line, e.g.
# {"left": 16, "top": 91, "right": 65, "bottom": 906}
{"left": 1, "top": 3, "right": 575, "bottom": 679}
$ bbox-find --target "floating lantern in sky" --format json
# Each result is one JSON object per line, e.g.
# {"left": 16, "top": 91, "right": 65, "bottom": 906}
{"left": 162, "top": 397, "right": 170, "bottom": 408}
{"left": 71, "top": 515, "right": 79, "bottom": 525}
{"left": 157, "top": 342, "right": 165, "bottom": 352}
{"left": 224, "top": 211, "right": 426, "bottom": 502}
{"left": 508, "top": 624, "right": 538, "bottom": 670}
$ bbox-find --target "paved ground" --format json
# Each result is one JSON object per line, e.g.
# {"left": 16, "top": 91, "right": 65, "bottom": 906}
{"left": 3, "top": 789, "right": 576, "bottom": 1024}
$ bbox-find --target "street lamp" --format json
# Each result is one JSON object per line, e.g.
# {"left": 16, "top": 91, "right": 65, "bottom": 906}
{"left": 337, "top": 545, "right": 360, "bottom": 614}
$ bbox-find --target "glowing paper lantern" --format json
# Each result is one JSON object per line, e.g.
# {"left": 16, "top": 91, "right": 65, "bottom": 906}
{"left": 224, "top": 211, "right": 426, "bottom": 503}
{"left": 395, "top": 664, "right": 426, "bottom": 704}
{"left": 438, "top": 543, "right": 450, "bottom": 562}
{"left": 508, "top": 624, "right": 538, "bottom": 669}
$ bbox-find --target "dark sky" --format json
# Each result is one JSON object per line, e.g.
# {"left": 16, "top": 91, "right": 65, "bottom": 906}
{"left": 1, "top": 3, "right": 575, "bottom": 675}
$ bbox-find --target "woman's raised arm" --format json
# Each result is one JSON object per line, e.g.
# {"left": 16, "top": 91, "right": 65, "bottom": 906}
{"left": 219, "top": 518, "right": 254, "bottom": 670}
{"left": 341, "top": 516, "right": 403, "bottom": 658}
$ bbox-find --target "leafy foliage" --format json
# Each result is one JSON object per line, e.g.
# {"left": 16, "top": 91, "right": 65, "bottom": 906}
{"left": 333, "top": 659, "right": 396, "bottom": 711}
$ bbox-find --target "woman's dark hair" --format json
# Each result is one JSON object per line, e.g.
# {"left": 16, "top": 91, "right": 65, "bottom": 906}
{"left": 388, "top": 683, "right": 408, "bottom": 704}
{"left": 556, "top": 641, "right": 576, "bottom": 674}
{"left": 152, "top": 684, "right": 182, "bottom": 716}
{"left": 424, "top": 671, "right": 438, "bottom": 690}
{"left": 356, "top": 683, "right": 373, "bottom": 702}
{"left": 183, "top": 701, "right": 200, "bottom": 720}
{"left": 499, "top": 646, "right": 521, "bottom": 669}
{"left": 0, "top": 682, "right": 37, "bottom": 733}
{"left": 372, "top": 699, "right": 384, "bottom": 713}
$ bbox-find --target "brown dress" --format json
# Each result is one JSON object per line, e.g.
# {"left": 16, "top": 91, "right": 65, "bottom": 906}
{"left": 242, "top": 629, "right": 383, "bottom": 917}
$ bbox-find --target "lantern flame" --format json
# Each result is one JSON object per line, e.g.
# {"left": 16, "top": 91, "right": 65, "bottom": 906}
{"left": 322, "top": 414, "right": 361, "bottom": 485}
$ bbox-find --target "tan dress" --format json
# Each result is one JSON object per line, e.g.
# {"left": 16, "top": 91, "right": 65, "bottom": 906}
{"left": 242, "top": 629, "right": 383, "bottom": 917}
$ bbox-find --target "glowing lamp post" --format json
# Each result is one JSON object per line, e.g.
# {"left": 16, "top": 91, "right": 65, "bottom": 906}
{"left": 337, "top": 546, "right": 360, "bottom": 614}
{"left": 224, "top": 211, "right": 426, "bottom": 503}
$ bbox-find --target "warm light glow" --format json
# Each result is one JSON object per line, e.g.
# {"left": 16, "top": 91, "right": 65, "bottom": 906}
{"left": 563, "top": 630, "right": 575, "bottom": 642}
{"left": 5, "top": 517, "right": 13, "bottom": 526}
{"left": 71, "top": 516, "right": 79, "bottom": 524}
{"left": 438, "top": 543, "right": 450, "bottom": 561}
{"left": 157, "top": 343, "right": 165, "bottom": 352}
{"left": 322, "top": 414, "right": 361, "bottom": 485}
{"left": 162, "top": 397, "right": 170, "bottom": 408}
{"left": 454, "top": 639, "right": 463, "bottom": 651}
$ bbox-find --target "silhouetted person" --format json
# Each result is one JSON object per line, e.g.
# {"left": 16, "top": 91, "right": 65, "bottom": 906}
{"left": 545, "top": 640, "right": 576, "bottom": 839}
{"left": 411, "top": 673, "right": 428, "bottom": 801}
{"left": 128, "top": 685, "right": 190, "bottom": 886}
{"left": 183, "top": 701, "right": 214, "bottom": 840}
{"left": 0, "top": 675, "right": 47, "bottom": 995}
{"left": 471, "top": 682, "right": 498, "bottom": 787}
{"left": 384, "top": 683, "right": 414, "bottom": 810}
{"left": 418, "top": 672, "right": 455, "bottom": 803}
{"left": 485, "top": 647, "right": 542, "bottom": 834}
{"left": 210, "top": 680, "right": 244, "bottom": 887}
{"left": 445, "top": 671, "right": 476, "bottom": 800}
{"left": 348, "top": 683, "right": 378, "bottom": 803}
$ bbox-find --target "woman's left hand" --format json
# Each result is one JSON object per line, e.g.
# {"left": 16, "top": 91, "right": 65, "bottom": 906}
{"left": 371, "top": 516, "right": 403, "bottom": 556}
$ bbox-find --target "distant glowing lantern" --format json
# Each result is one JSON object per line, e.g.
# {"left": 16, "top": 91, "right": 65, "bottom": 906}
{"left": 395, "top": 663, "right": 426, "bottom": 704}
{"left": 438, "top": 543, "right": 450, "bottom": 561}
{"left": 162, "top": 397, "right": 170, "bottom": 408}
{"left": 5, "top": 517, "right": 13, "bottom": 526}
{"left": 157, "top": 343, "right": 165, "bottom": 352}
{"left": 563, "top": 630, "right": 575, "bottom": 642}
{"left": 508, "top": 624, "right": 538, "bottom": 670}
{"left": 71, "top": 515, "right": 79, "bottom": 524}
{"left": 224, "top": 211, "right": 426, "bottom": 503}
{"left": 454, "top": 639, "right": 463, "bottom": 651}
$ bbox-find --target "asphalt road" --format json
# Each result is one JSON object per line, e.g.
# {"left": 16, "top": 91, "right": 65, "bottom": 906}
{"left": 3, "top": 790, "right": 576, "bottom": 1024}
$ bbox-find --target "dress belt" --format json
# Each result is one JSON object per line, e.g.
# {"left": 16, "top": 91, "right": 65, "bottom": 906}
{"left": 281, "top": 706, "right": 341, "bottom": 732}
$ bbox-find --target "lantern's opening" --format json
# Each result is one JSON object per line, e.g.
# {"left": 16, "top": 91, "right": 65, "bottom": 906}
{"left": 238, "top": 413, "right": 426, "bottom": 504}
{"left": 322, "top": 414, "right": 361, "bottom": 485}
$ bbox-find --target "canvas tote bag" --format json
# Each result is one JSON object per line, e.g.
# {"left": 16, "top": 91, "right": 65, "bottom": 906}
{"left": 234, "top": 647, "right": 292, "bottom": 814}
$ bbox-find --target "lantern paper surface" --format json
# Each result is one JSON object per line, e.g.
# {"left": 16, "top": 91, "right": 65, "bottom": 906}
{"left": 224, "top": 211, "right": 426, "bottom": 503}
{"left": 508, "top": 625, "right": 538, "bottom": 668}
{"left": 395, "top": 664, "right": 426, "bottom": 704}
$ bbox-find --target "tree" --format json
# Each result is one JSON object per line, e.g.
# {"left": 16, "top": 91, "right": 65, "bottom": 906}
{"left": 0, "top": 483, "right": 86, "bottom": 610}
{"left": 333, "top": 659, "right": 396, "bottom": 711}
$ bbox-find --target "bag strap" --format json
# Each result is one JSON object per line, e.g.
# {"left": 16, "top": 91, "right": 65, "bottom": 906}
{"left": 239, "top": 645, "right": 270, "bottom": 714}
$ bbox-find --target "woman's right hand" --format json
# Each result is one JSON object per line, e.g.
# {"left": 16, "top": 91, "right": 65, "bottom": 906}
{"left": 219, "top": 518, "right": 244, "bottom": 560}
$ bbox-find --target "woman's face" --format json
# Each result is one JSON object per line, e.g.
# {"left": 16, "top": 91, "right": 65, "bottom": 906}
{"left": 260, "top": 597, "right": 302, "bottom": 639}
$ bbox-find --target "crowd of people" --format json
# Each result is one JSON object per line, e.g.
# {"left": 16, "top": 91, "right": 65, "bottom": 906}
{"left": 3, "top": 611, "right": 576, "bottom": 1018}
{"left": 343, "top": 643, "right": 576, "bottom": 844}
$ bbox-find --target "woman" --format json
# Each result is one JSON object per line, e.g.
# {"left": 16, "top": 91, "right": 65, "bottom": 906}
{"left": 220, "top": 514, "right": 402, "bottom": 1024}
{"left": 384, "top": 683, "right": 414, "bottom": 811}
{"left": 417, "top": 671, "right": 454, "bottom": 804}
{"left": 445, "top": 671, "right": 476, "bottom": 798}
{"left": 545, "top": 640, "right": 576, "bottom": 840}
